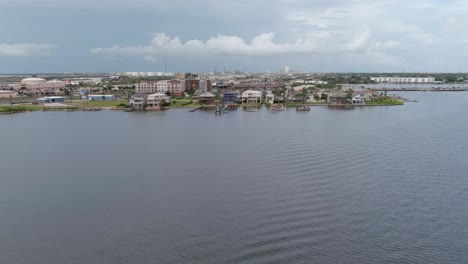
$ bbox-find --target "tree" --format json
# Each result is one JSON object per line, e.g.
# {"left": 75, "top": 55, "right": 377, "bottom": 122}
{"left": 321, "top": 93, "right": 328, "bottom": 101}
{"left": 272, "top": 88, "right": 282, "bottom": 96}
{"left": 159, "top": 99, "right": 169, "bottom": 107}
{"left": 300, "top": 87, "right": 309, "bottom": 103}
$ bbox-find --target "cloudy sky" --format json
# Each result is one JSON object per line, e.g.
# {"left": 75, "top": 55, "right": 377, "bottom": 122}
{"left": 1, "top": 0, "right": 467, "bottom": 73}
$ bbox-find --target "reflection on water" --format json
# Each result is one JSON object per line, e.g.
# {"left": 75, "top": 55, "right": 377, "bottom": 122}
{"left": 0, "top": 92, "right": 467, "bottom": 264}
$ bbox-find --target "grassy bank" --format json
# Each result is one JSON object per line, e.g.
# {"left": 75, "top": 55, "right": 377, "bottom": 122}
{"left": 42, "top": 106, "right": 80, "bottom": 111}
{"left": 167, "top": 100, "right": 200, "bottom": 108}
{"left": 240, "top": 103, "right": 262, "bottom": 107}
{"left": 69, "top": 100, "right": 127, "bottom": 108}
{"left": 0, "top": 105, "right": 40, "bottom": 113}
{"left": 283, "top": 102, "right": 328, "bottom": 107}
{"left": 366, "top": 98, "right": 404, "bottom": 105}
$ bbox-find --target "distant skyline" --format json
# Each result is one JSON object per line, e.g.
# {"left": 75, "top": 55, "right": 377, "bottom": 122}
{"left": 1, "top": 0, "right": 468, "bottom": 73}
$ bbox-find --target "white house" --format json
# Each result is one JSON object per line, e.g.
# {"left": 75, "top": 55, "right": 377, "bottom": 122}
{"left": 265, "top": 91, "right": 274, "bottom": 104}
{"left": 241, "top": 90, "right": 262, "bottom": 104}
{"left": 129, "top": 93, "right": 146, "bottom": 109}
{"left": 351, "top": 94, "right": 365, "bottom": 105}
{"left": 146, "top": 93, "right": 171, "bottom": 109}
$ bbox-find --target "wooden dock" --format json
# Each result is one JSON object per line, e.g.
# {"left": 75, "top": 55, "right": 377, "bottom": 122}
{"left": 189, "top": 106, "right": 203, "bottom": 112}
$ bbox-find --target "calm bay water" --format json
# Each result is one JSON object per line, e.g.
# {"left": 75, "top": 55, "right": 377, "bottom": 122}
{"left": 1, "top": 92, "right": 467, "bottom": 264}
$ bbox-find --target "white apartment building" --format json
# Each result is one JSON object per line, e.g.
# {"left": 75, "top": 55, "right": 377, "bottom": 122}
{"left": 135, "top": 80, "right": 184, "bottom": 94}
{"left": 370, "top": 77, "right": 435, "bottom": 83}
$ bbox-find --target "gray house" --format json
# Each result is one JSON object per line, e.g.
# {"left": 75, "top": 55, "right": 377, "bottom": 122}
{"left": 129, "top": 93, "right": 146, "bottom": 109}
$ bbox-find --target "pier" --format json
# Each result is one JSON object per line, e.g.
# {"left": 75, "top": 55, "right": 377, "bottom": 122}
{"left": 189, "top": 106, "right": 203, "bottom": 112}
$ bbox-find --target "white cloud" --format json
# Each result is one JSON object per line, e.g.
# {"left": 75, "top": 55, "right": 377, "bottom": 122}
{"left": 91, "top": 31, "right": 382, "bottom": 58}
{"left": 444, "top": 17, "right": 457, "bottom": 28}
{"left": 0, "top": 43, "right": 59, "bottom": 57}
{"left": 285, "top": 1, "right": 436, "bottom": 49}
{"left": 342, "top": 30, "right": 371, "bottom": 52}
{"left": 372, "top": 40, "right": 401, "bottom": 50}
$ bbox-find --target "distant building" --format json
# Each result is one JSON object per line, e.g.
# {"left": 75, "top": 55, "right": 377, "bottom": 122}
{"left": 293, "top": 80, "right": 328, "bottom": 85}
{"left": 370, "top": 77, "right": 435, "bottom": 83}
{"left": 36, "top": 96, "right": 65, "bottom": 103}
{"left": 175, "top": 72, "right": 199, "bottom": 80}
{"left": 111, "top": 84, "right": 134, "bottom": 91}
{"left": 185, "top": 79, "right": 199, "bottom": 92}
{"left": 69, "top": 78, "right": 102, "bottom": 85}
{"left": 184, "top": 79, "right": 211, "bottom": 93}
{"left": 199, "top": 80, "right": 211, "bottom": 92}
{"left": 135, "top": 80, "right": 184, "bottom": 94}
{"left": 14, "top": 78, "right": 66, "bottom": 91}
{"left": 118, "top": 72, "right": 174, "bottom": 77}
{"left": 0, "top": 91, "right": 17, "bottom": 98}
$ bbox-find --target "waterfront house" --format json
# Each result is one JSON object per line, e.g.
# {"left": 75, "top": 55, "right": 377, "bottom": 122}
{"left": 241, "top": 90, "right": 262, "bottom": 104}
{"left": 146, "top": 93, "right": 171, "bottom": 109}
{"left": 265, "top": 91, "right": 274, "bottom": 104}
{"left": 273, "top": 94, "right": 284, "bottom": 103}
{"left": 328, "top": 93, "right": 350, "bottom": 105}
{"left": 197, "top": 92, "right": 216, "bottom": 105}
{"left": 351, "top": 94, "right": 365, "bottom": 105}
{"left": 129, "top": 93, "right": 147, "bottom": 109}
{"left": 222, "top": 92, "right": 239, "bottom": 104}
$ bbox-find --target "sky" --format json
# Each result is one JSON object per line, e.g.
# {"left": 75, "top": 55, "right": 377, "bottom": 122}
{"left": 0, "top": 0, "right": 467, "bottom": 73}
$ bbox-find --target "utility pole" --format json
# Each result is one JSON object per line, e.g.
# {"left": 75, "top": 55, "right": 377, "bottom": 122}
{"left": 164, "top": 53, "right": 167, "bottom": 76}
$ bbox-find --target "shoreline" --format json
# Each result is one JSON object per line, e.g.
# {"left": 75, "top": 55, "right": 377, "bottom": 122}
{"left": 1, "top": 103, "right": 405, "bottom": 115}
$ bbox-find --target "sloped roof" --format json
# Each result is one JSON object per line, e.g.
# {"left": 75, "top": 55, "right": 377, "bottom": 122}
{"left": 199, "top": 92, "right": 215, "bottom": 97}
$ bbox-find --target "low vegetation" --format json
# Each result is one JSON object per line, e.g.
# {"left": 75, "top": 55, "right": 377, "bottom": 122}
{"left": 366, "top": 98, "right": 404, "bottom": 105}
{"left": 167, "top": 100, "right": 200, "bottom": 108}
{"left": 69, "top": 100, "right": 126, "bottom": 107}
{"left": 0, "top": 105, "right": 40, "bottom": 113}
{"left": 240, "top": 103, "right": 262, "bottom": 107}
{"left": 115, "top": 103, "right": 128, "bottom": 109}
